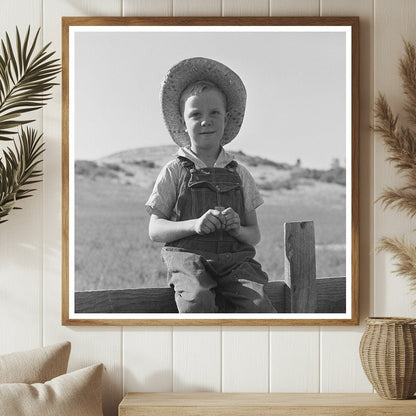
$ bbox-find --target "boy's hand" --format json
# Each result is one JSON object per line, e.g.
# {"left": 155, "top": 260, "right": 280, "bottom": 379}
{"left": 222, "top": 207, "right": 241, "bottom": 236}
{"left": 194, "top": 209, "right": 226, "bottom": 235}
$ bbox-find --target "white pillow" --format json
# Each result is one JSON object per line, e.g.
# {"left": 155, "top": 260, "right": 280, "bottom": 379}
{"left": 0, "top": 364, "right": 104, "bottom": 416}
{"left": 0, "top": 342, "right": 71, "bottom": 384}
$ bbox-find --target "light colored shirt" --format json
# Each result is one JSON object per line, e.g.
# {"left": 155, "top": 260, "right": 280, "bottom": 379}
{"left": 145, "top": 146, "right": 264, "bottom": 219}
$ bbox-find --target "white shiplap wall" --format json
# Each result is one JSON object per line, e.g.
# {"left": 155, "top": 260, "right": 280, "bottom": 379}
{"left": 1, "top": 1, "right": 416, "bottom": 415}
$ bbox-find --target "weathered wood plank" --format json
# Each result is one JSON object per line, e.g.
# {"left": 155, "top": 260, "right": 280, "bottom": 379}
{"left": 75, "top": 287, "right": 178, "bottom": 313}
{"left": 75, "top": 282, "right": 286, "bottom": 313}
{"left": 266, "top": 281, "right": 286, "bottom": 312}
{"left": 316, "top": 277, "right": 346, "bottom": 313}
{"left": 284, "top": 221, "right": 317, "bottom": 313}
{"left": 75, "top": 278, "right": 345, "bottom": 314}
{"left": 74, "top": 283, "right": 286, "bottom": 313}
{"left": 284, "top": 278, "right": 346, "bottom": 313}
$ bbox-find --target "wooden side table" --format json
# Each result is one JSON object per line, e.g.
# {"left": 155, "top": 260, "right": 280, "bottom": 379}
{"left": 119, "top": 392, "right": 416, "bottom": 415}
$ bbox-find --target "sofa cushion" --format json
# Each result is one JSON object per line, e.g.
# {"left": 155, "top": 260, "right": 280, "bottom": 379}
{"left": 0, "top": 363, "right": 104, "bottom": 416}
{"left": 0, "top": 341, "right": 71, "bottom": 384}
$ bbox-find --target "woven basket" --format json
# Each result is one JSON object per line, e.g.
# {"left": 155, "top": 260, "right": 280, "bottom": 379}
{"left": 359, "top": 317, "right": 416, "bottom": 399}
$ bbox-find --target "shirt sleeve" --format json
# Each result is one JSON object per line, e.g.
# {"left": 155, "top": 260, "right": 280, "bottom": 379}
{"left": 145, "top": 160, "right": 180, "bottom": 218}
{"left": 237, "top": 164, "right": 264, "bottom": 212}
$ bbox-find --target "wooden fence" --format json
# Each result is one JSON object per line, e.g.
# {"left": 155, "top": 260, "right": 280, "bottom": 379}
{"left": 75, "top": 221, "right": 346, "bottom": 314}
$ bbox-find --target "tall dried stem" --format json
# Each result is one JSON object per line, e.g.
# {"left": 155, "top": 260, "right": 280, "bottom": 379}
{"left": 375, "top": 40, "right": 416, "bottom": 300}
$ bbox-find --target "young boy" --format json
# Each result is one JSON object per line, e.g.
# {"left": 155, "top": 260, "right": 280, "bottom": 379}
{"left": 146, "top": 57, "right": 276, "bottom": 313}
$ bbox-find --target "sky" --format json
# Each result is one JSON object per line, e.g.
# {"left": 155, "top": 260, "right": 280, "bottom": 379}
{"left": 72, "top": 27, "right": 348, "bottom": 169}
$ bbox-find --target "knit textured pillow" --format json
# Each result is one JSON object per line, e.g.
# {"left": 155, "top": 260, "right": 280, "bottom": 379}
{"left": 0, "top": 341, "right": 71, "bottom": 384}
{"left": 0, "top": 364, "right": 104, "bottom": 416}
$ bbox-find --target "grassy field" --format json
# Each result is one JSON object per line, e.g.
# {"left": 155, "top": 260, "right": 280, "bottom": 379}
{"left": 74, "top": 177, "right": 346, "bottom": 291}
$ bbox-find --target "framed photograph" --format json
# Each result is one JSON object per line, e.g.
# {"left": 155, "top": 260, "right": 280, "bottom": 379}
{"left": 62, "top": 16, "right": 359, "bottom": 326}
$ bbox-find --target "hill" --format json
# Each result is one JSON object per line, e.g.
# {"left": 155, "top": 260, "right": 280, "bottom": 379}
{"left": 74, "top": 145, "right": 345, "bottom": 190}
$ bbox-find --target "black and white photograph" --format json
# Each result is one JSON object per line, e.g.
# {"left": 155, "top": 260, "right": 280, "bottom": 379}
{"left": 62, "top": 17, "right": 359, "bottom": 325}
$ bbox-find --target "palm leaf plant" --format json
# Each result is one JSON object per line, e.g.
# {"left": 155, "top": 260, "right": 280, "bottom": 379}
{"left": 374, "top": 40, "right": 416, "bottom": 298}
{"left": 0, "top": 27, "right": 60, "bottom": 223}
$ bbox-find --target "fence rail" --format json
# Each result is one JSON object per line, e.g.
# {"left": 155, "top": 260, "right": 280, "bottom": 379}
{"left": 75, "top": 221, "right": 346, "bottom": 314}
{"left": 75, "top": 277, "right": 346, "bottom": 313}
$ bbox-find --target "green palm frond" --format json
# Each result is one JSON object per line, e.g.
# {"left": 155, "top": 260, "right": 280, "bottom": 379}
{"left": 0, "top": 127, "right": 44, "bottom": 223}
{"left": 0, "top": 26, "right": 61, "bottom": 141}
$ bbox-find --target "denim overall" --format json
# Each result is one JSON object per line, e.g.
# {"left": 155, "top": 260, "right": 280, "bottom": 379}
{"left": 161, "top": 156, "right": 276, "bottom": 313}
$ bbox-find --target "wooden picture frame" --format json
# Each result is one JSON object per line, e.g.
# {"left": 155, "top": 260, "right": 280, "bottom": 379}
{"left": 62, "top": 16, "right": 359, "bottom": 326}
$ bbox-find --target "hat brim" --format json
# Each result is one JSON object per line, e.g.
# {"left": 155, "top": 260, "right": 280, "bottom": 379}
{"left": 160, "top": 57, "right": 246, "bottom": 147}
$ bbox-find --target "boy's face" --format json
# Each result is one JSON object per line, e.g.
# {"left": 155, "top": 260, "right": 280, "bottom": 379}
{"left": 181, "top": 89, "right": 228, "bottom": 152}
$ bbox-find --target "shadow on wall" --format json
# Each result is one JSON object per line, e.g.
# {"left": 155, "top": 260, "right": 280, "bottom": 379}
{"left": 123, "top": 368, "right": 214, "bottom": 393}
{"left": 102, "top": 364, "right": 124, "bottom": 416}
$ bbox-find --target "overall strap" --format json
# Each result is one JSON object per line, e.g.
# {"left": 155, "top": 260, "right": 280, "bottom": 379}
{"left": 178, "top": 155, "right": 239, "bottom": 171}
{"left": 172, "top": 156, "right": 194, "bottom": 222}
{"left": 177, "top": 156, "right": 196, "bottom": 171}
{"left": 225, "top": 160, "right": 238, "bottom": 172}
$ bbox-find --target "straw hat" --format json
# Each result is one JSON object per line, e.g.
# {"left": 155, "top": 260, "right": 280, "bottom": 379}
{"left": 160, "top": 57, "right": 247, "bottom": 147}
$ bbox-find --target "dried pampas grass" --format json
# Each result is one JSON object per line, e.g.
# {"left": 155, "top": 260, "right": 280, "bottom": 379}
{"left": 378, "top": 237, "right": 416, "bottom": 293}
{"left": 375, "top": 40, "right": 416, "bottom": 299}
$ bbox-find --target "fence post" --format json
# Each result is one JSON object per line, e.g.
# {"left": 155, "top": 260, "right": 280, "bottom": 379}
{"left": 284, "top": 221, "right": 317, "bottom": 313}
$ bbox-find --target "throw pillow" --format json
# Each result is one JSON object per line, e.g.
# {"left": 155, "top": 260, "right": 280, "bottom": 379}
{"left": 0, "top": 341, "right": 71, "bottom": 384}
{"left": 0, "top": 363, "right": 104, "bottom": 416}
